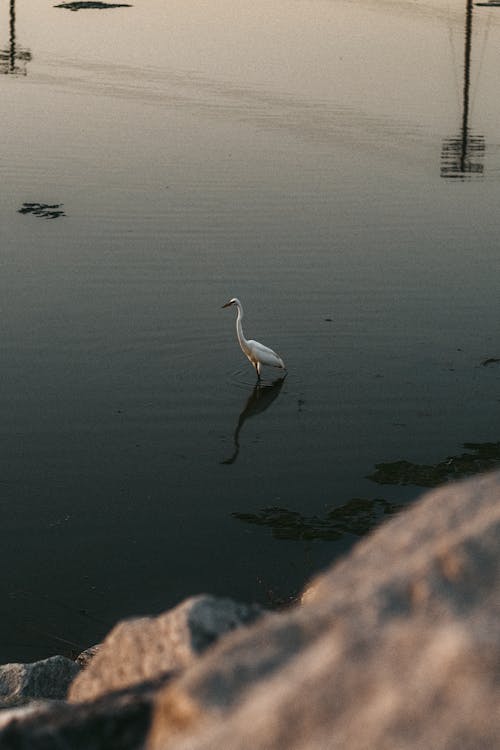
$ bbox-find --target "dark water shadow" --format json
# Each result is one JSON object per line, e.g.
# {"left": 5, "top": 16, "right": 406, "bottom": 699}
{"left": 0, "top": 0, "right": 32, "bottom": 76}
{"left": 2, "top": 588, "right": 113, "bottom": 659}
{"left": 221, "top": 376, "right": 285, "bottom": 465}
{"left": 233, "top": 497, "right": 402, "bottom": 542}
{"left": 18, "top": 202, "right": 65, "bottom": 219}
{"left": 55, "top": 2, "right": 132, "bottom": 10}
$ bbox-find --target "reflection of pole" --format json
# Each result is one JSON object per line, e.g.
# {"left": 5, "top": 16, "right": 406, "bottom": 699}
{"left": 441, "top": 0, "right": 485, "bottom": 179}
{"left": 9, "top": 0, "right": 16, "bottom": 73}
{"left": 0, "top": 0, "right": 32, "bottom": 75}
{"left": 460, "top": 0, "right": 473, "bottom": 171}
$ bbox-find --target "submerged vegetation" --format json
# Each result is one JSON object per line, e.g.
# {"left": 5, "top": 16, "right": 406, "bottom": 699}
{"left": 233, "top": 497, "right": 401, "bottom": 542}
{"left": 18, "top": 203, "right": 65, "bottom": 219}
{"left": 235, "top": 442, "right": 500, "bottom": 542}
{"left": 368, "top": 442, "right": 500, "bottom": 487}
{"left": 54, "top": 2, "right": 132, "bottom": 9}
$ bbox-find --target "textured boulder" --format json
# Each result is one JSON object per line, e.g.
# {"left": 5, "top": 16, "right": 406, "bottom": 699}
{"left": 0, "top": 656, "right": 80, "bottom": 708}
{"left": 0, "top": 680, "right": 158, "bottom": 750}
{"left": 68, "top": 595, "right": 262, "bottom": 703}
{"left": 152, "top": 618, "right": 500, "bottom": 750}
{"left": 75, "top": 645, "right": 101, "bottom": 670}
{"left": 148, "top": 470, "right": 500, "bottom": 749}
{"left": 0, "top": 702, "right": 60, "bottom": 731}
{"left": 3, "top": 471, "right": 500, "bottom": 749}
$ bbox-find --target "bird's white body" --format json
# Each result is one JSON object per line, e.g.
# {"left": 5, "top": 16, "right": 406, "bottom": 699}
{"left": 222, "top": 297, "right": 285, "bottom": 378}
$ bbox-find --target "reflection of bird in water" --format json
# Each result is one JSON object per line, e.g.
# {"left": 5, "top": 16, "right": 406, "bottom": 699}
{"left": 221, "top": 377, "right": 285, "bottom": 465}
{"left": 222, "top": 297, "right": 286, "bottom": 380}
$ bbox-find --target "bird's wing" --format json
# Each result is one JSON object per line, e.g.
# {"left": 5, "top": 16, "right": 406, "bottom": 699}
{"left": 247, "top": 340, "right": 284, "bottom": 367}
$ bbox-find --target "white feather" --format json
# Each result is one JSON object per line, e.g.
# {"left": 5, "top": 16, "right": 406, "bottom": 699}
{"left": 222, "top": 297, "right": 286, "bottom": 378}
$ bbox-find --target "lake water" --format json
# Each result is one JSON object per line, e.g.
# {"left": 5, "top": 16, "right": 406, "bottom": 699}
{"left": 1, "top": 0, "right": 500, "bottom": 662}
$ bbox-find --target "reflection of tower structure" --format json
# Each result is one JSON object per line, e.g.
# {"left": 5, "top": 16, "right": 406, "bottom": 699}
{"left": 0, "top": 0, "right": 32, "bottom": 75}
{"left": 441, "top": 0, "right": 485, "bottom": 179}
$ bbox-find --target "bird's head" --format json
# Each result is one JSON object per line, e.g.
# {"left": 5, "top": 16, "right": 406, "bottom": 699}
{"left": 222, "top": 297, "right": 240, "bottom": 309}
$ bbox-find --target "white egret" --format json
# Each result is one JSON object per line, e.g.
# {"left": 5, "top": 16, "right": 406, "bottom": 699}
{"left": 222, "top": 297, "right": 286, "bottom": 379}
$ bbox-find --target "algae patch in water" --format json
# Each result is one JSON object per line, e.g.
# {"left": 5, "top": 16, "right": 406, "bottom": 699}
{"left": 235, "top": 443, "right": 500, "bottom": 541}
{"left": 55, "top": 2, "right": 132, "bottom": 10}
{"left": 18, "top": 203, "right": 65, "bottom": 219}
{"left": 368, "top": 442, "right": 500, "bottom": 487}
{"left": 233, "top": 497, "right": 401, "bottom": 541}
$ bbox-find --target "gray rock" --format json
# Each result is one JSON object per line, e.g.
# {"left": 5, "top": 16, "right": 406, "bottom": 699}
{"left": 148, "top": 470, "right": 500, "bottom": 749}
{"left": 0, "top": 655, "right": 80, "bottom": 707}
{"left": 68, "top": 595, "right": 262, "bottom": 703}
{"left": 0, "top": 679, "right": 159, "bottom": 750}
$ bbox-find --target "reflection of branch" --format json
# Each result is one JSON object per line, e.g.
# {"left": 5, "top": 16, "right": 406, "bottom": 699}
{"left": 221, "top": 377, "right": 285, "bottom": 465}
{"left": 233, "top": 498, "right": 402, "bottom": 541}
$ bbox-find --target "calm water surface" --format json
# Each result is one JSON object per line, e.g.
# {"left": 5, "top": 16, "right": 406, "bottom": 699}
{"left": 1, "top": 0, "right": 500, "bottom": 661}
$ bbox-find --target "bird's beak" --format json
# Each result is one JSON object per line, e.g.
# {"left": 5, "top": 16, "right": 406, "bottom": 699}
{"left": 222, "top": 302, "right": 231, "bottom": 308}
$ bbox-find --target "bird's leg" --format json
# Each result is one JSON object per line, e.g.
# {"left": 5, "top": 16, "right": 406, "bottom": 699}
{"left": 255, "top": 363, "right": 261, "bottom": 380}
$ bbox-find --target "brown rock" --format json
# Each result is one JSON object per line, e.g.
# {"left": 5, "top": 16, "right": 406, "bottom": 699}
{"left": 148, "top": 471, "right": 500, "bottom": 749}
{"left": 68, "top": 595, "right": 262, "bottom": 703}
{"left": 75, "top": 645, "right": 100, "bottom": 670}
{"left": 3, "top": 472, "right": 500, "bottom": 749}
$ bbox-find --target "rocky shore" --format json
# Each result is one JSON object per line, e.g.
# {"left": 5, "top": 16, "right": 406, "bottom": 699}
{"left": 2, "top": 470, "right": 500, "bottom": 748}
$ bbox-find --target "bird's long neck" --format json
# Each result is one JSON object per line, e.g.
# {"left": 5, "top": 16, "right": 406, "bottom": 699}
{"left": 235, "top": 303, "right": 247, "bottom": 349}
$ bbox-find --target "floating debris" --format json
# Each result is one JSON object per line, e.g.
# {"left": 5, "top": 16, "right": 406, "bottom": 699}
{"left": 233, "top": 497, "right": 401, "bottom": 542}
{"left": 18, "top": 203, "right": 65, "bottom": 219}
{"left": 54, "top": 1, "right": 132, "bottom": 9}
{"left": 368, "top": 442, "right": 500, "bottom": 487}
{"left": 481, "top": 357, "right": 500, "bottom": 367}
